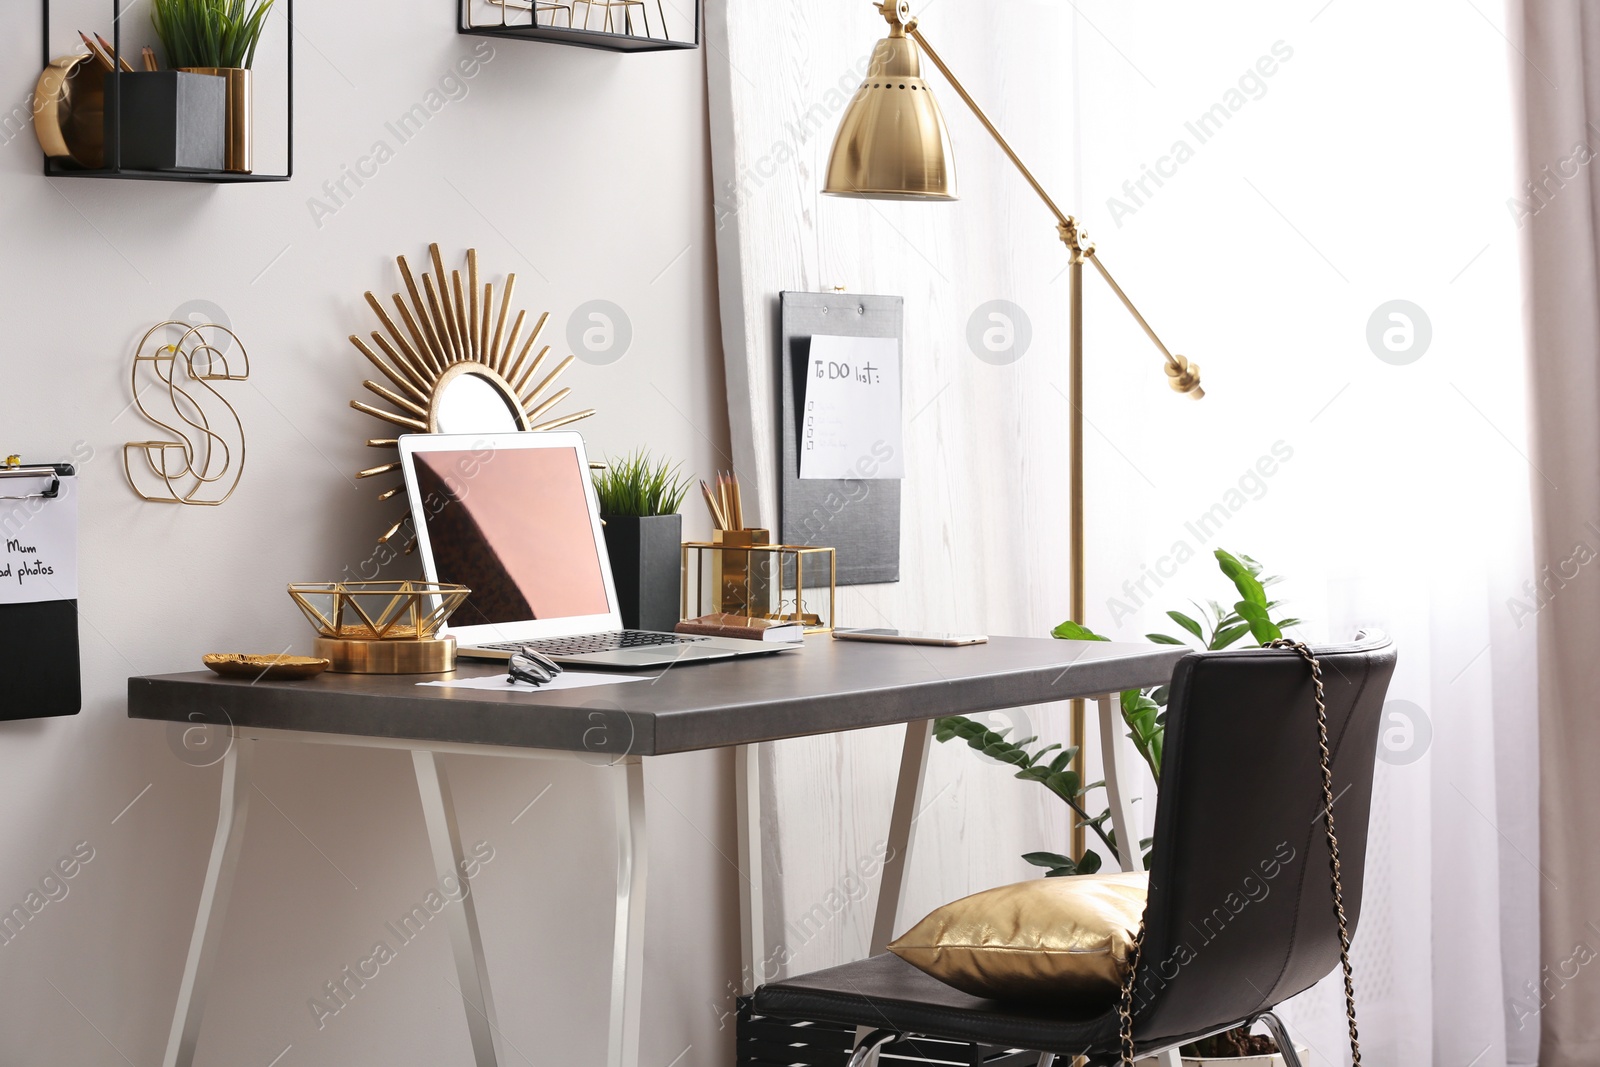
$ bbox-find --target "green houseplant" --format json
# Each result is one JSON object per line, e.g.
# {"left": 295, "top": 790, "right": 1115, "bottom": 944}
{"left": 593, "top": 452, "right": 691, "bottom": 633}
{"left": 935, "top": 548, "right": 1305, "bottom": 1061}
{"left": 150, "top": 0, "right": 275, "bottom": 173}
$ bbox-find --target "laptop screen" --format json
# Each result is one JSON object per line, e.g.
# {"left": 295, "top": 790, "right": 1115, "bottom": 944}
{"left": 411, "top": 445, "right": 611, "bottom": 627}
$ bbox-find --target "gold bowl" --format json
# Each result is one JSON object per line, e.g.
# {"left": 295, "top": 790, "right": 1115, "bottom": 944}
{"left": 33, "top": 54, "right": 104, "bottom": 167}
{"left": 287, "top": 581, "right": 470, "bottom": 640}
{"left": 203, "top": 654, "right": 330, "bottom": 681}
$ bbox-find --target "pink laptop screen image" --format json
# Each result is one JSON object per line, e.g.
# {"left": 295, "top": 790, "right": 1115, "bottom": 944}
{"left": 412, "top": 446, "right": 610, "bottom": 626}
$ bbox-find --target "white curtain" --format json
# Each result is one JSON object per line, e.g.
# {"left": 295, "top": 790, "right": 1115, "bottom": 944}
{"left": 706, "top": 2, "right": 1542, "bottom": 1063}
{"left": 1512, "top": 1, "right": 1600, "bottom": 1063}
{"left": 1072, "top": 4, "right": 1540, "bottom": 1063}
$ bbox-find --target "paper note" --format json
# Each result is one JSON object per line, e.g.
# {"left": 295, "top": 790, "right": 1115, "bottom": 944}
{"left": 0, "top": 474, "right": 78, "bottom": 606}
{"left": 800, "top": 334, "right": 903, "bottom": 481}
{"left": 418, "top": 672, "right": 650, "bottom": 694}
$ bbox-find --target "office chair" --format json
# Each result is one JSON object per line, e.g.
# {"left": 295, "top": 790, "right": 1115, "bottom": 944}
{"left": 752, "top": 633, "right": 1396, "bottom": 1066}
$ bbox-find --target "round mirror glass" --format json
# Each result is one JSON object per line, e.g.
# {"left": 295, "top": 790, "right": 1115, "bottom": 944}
{"left": 432, "top": 371, "right": 522, "bottom": 434}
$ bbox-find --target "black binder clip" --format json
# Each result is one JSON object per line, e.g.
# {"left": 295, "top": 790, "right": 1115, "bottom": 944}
{"left": 0, "top": 463, "right": 71, "bottom": 501}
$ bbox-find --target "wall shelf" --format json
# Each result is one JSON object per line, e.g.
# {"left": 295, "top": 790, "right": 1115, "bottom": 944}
{"left": 457, "top": 0, "right": 699, "bottom": 52}
{"left": 40, "top": 0, "right": 293, "bottom": 184}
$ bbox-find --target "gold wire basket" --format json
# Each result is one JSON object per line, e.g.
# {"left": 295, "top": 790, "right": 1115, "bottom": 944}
{"left": 288, "top": 581, "right": 469, "bottom": 638}
{"left": 287, "top": 581, "right": 470, "bottom": 673}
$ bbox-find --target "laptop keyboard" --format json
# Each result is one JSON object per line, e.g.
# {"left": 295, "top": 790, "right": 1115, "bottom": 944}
{"left": 476, "top": 631, "right": 708, "bottom": 656}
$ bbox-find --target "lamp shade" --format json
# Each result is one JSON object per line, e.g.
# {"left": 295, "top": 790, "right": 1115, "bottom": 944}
{"left": 824, "top": 30, "right": 957, "bottom": 200}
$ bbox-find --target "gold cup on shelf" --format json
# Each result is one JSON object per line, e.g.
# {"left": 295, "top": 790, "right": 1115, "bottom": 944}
{"left": 288, "top": 580, "right": 470, "bottom": 674}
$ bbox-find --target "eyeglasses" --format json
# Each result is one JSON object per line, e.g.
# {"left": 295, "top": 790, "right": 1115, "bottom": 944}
{"left": 507, "top": 647, "right": 565, "bottom": 687}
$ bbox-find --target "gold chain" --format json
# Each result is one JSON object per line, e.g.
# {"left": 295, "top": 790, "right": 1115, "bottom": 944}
{"left": 1116, "top": 917, "right": 1147, "bottom": 1065}
{"left": 1268, "top": 639, "right": 1361, "bottom": 1065}
{"left": 1114, "top": 641, "right": 1362, "bottom": 1066}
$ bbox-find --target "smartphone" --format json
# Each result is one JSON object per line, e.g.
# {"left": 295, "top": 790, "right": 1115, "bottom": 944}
{"left": 832, "top": 628, "right": 989, "bottom": 647}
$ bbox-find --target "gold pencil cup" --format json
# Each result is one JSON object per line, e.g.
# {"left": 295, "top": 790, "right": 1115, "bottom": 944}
{"left": 181, "top": 67, "right": 250, "bottom": 172}
{"left": 711, "top": 528, "right": 773, "bottom": 617}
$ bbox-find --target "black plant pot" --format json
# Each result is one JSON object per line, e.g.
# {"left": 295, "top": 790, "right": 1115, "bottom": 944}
{"left": 601, "top": 514, "right": 682, "bottom": 633}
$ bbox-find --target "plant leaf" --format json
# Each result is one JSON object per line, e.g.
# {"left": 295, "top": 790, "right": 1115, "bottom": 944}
{"left": 1209, "top": 623, "right": 1252, "bottom": 649}
{"left": 1167, "top": 610, "right": 1204, "bottom": 640}
{"left": 1022, "top": 851, "right": 1075, "bottom": 868}
{"left": 1234, "top": 599, "right": 1283, "bottom": 644}
{"left": 1216, "top": 549, "right": 1269, "bottom": 608}
{"left": 1146, "top": 633, "right": 1187, "bottom": 645}
{"left": 1052, "top": 620, "right": 1107, "bottom": 642}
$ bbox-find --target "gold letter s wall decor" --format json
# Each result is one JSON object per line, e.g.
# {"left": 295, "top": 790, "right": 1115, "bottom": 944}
{"left": 123, "top": 320, "right": 251, "bottom": 506}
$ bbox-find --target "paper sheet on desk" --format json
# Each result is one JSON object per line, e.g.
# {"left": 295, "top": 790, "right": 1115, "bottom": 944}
{"left": 800, "top": 334, "right": 903, "bottom": 480}
{"left": 418, "top": 673, "right": 651, "bottom": 694}
{"left": 0, "top": 474, "right": 77, "bottom": 606}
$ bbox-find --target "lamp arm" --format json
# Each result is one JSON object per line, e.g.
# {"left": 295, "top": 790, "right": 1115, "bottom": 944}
{"left": 906, "top": 22, "right": 1204, "bottom": 398}
{"left": 905, "top": 25, "right": 1073, "bottom": 230}
{"left": 1087, "top": 251, "right": 1205, "bottom": 398}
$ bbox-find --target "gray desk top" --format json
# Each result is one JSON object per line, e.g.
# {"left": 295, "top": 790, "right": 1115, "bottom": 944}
{"left": 128, "top": 636, "right": 1188, "bottom": 756}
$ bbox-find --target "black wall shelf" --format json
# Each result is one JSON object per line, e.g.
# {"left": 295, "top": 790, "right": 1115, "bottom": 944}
{"left": 40, "top": 0, "right": 293, "bottom": 184}
{"left": 457, "top": 0, "right": 699, "bottom": 52}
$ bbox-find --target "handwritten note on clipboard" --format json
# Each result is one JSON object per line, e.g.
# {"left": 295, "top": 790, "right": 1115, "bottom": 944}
{"left": 800, "top": 335, "right": 904, "bottom": 481}
{"left": 0, "top": 466, "right": 81, "bottom": 719}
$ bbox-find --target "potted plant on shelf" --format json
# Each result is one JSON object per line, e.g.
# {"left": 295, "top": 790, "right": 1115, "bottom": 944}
{"left": 150, "top": 0, "right": 275, "bottom": 173}
{"left": 935, "top": 548, "right": 1308, "bottom": 1066}
{"left": 593, "top": 451, "right": 691, "bottom": 633}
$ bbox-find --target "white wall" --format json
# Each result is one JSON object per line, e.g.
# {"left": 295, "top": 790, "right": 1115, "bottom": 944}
{"left": 0, "top": 1, "right": 738, "bottom": 1065}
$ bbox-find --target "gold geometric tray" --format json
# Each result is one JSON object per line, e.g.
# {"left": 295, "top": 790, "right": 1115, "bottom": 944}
{"left": 287, "top": 580, "right": 469, "bottom": 641}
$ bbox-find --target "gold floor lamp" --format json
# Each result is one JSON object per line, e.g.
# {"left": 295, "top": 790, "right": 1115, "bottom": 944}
{"left": 824, "top": 0, "right": 1205, "bottom": 857}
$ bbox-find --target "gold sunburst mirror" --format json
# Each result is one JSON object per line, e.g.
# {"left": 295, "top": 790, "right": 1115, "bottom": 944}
{"left": 348, "top": 243, "right": 596, "bottom": 545}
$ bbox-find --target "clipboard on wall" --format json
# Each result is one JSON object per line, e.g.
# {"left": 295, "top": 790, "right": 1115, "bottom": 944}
{"left": 779, "top": 291, "right": 904, "bottom": 585}
{"left": 0, "top": 465, "right": 81, "bottom": 720}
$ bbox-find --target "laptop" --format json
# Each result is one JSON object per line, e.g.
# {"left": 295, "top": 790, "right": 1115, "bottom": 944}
{"left": 399, "top": 431, "right": 801, "bottom": 668}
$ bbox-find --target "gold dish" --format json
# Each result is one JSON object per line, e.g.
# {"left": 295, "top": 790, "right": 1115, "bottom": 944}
{"left": 203, "top": 654, "right": 331, "bottom": 681}
{"left": 33, "top": 54, "right": 104, "bottom": 167}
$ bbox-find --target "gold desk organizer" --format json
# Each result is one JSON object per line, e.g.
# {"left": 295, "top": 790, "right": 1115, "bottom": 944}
{"left": 288, "top": 581, "right": 470, "bottom": 674}
{"left": 681, "top": 532, "right": 836, "bottom": 634}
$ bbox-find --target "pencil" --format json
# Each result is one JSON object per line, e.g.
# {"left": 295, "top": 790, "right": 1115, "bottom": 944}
{"left": 95, "top": 32, "right": 136, "bottom": 73}
{"left": 701, "top": 480, "right": 727, "bottom": 530}
{"left": 77, "top": 31, "right": 114, "bottom": 74}
{"left": 730, "top": 475, "right": 744, "bottom": 531}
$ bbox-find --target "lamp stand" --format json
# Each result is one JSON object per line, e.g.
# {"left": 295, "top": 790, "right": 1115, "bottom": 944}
{"left": 897, "top": 6, "right": 1204, "bottom": 860}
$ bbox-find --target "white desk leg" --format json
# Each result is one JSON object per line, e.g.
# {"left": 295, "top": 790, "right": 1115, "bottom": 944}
{"left": 608, "top": 758, "right": 648, "bottom": 1067}
{"left": 870, "top": 719, "right": 932, "bottom": 955}
{"left": 413, "top": 750, "right": 505, "bottom": 1067}
{"left": 735, "top": 743, "right": 766, "bottom": 994}
{"left": 164, "top": 735, "right": 254, "bottom": 1067}
{"left": 1097, "top": 694, "right": 1142, "bottom": 873}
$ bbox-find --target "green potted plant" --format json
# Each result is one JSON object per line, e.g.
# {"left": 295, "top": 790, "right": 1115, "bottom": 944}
{"left": 593, "top": 451, "right": 691, "bottom": 633}
{"left": 151, "top": 0, "right": 275, "bottom": 172}
{"left": 935, "top": 549, "right": 1308, "bottom": 1065}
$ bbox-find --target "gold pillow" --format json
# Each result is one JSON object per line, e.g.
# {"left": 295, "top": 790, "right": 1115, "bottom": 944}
{"left": 888, "top": 871, "right": 1147, "bottom": 1002}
